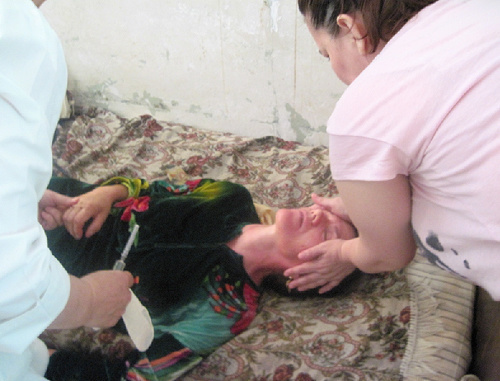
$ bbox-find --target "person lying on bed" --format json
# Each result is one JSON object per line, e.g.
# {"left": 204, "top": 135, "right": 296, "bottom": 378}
{"left": 42, "top": 176, "right": 358, "bottom": 381}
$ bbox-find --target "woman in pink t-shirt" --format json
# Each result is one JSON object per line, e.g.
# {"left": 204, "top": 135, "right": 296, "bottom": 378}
{"left": 285, "top": 0, "right": 500, "bottom": 301}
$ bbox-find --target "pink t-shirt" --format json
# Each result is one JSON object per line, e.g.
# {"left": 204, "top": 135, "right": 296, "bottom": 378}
{"left": 328, "top": 0, "right": 500, "bottom": 299}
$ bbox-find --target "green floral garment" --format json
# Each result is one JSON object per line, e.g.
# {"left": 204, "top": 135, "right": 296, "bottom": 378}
{"left": 46, "top": 177, "right": 262, "bottom": 380}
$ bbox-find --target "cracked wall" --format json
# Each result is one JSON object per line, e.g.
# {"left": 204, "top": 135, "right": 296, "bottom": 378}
{"left": 42, "top": 0, "right": 346, "bottom": 145}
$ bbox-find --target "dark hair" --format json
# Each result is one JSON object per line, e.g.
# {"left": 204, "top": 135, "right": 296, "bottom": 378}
{"left": 297, "top": 0, "right": 438, "bottom": 51}
{"left": 262, "top": 268, "right": 366, "bottom": 298}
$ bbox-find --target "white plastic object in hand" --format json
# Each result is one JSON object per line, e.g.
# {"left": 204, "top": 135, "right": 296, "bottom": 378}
{"left": 123, "top": 290, "right": 154, "bottom": 352}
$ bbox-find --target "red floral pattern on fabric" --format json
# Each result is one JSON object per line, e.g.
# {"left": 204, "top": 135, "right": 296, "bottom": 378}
{"left": 231, "top": 284, "right": 259, "bottom": 335}
{"left": 114, "top": 196, "right": 151, "bottom": 222}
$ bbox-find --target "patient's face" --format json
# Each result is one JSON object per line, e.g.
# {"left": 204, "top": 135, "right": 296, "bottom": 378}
{"left": 274, "top": 205, "right": 356, "bottom": 260}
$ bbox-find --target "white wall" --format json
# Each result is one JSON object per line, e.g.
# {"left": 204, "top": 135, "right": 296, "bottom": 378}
{"left": 42, "top": 0, "right": 346, "bottom": 145}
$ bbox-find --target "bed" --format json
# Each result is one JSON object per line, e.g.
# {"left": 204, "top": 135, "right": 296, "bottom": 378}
{"left": 41, "top": 106, "right": 477, "bottom": 381}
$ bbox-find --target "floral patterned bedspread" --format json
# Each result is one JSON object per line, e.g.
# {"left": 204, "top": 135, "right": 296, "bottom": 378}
{"left": 47, "top": 108, "right": 414, "bottom": 380}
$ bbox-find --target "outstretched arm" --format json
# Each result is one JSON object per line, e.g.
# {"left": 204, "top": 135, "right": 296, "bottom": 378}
{"left": 285, "top": 175, "right": 415, "bottom": 293}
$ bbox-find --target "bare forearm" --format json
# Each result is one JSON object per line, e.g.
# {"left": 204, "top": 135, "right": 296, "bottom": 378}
{"left": 336, "top": 176, "right": 415, "bottom": 273}
{"left": 98, "top": 184, "right": 129, "bottom": 204}
{"left": 48, "top": 276, "right": 92, "bottom": 329}
{"left": 49, "top": 271, "right": 134, "bottom": 329}
{"left": 340, "top": 230, "right": 416, "bottom": 273}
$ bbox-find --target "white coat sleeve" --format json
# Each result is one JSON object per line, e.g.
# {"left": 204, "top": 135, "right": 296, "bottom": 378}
{"left": 0, "top": 0, "right": 70, "bottom": 354}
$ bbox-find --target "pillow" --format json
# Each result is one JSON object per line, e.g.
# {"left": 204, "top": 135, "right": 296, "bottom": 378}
{"left": 401, "top": 252, "right": 475, "bottom": 380}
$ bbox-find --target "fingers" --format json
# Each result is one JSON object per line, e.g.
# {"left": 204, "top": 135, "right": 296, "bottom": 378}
{"left": 62, "top": 205, "right": 84, "bottom": 239}
{"left": 295, "top": 263, "right": 356, "bottom": 293}
{"left": 62, "top": 192, "right": 111, "bottom": 239}
{"left": 123, "top": 271, "right": 135, "bottom": 289}
{"left": 283, "top": 264, "right": 304, "bottom": 280}
{"left": 311, "top": 193, "right": 340, "bottom": 212}
{"left": 54, "top": 193, "right": 79, "bottom": 209}
{"left": 288, "top": 273, "right": 329, "bottom": 292}
{"left": 84, "top": 213, "right": 107, "bottom": 238}
{"left": 284, "top": 260, "right": 329, "bottom": 291}
{"left": 63, "top": 204, "right": 94, "bottom": 239}
{"left": 311, "top": 193, "right": 328, "bottom": 207}
{"left": 284, "top": 239, "right": 354, "bottom": 294}
{"left": 40, "top": 210, "right": 58, "bottom": 230}
{"left": 313, "top": 195, "right": 352, "bottom": 223}
{"left": 283, "top": 244, "right": 328, "bottom": 279}
{"left": 39, "top": 192, "right": 77, "bottom": 230}
{"left": 81, "top": 270, "right": 134, "bottom": 328}
{"left": 66, "top": 196, "right": 79, "bottom": 208}
{"left": 318, "top": 279, "right": 340, "bottom": 294}
{"left": 297, "top": 242, "right": 330, "bottom": 261}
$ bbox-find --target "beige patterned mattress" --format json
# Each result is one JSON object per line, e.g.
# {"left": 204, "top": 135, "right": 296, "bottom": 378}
{"left": 44, "top": 108, "right": 476, "bottom": 380}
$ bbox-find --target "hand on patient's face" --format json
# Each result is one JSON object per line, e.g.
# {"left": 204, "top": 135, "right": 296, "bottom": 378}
{"left": 274, "top": 205, "right": 356, "bottom": 258}
{"left": 38, "top": 190, "right": 78, "bottom": 230}
{"left": 281, "top": 204, "right": 357, "bottom": 294}
{"left": 63, "top": 188, "right": 114, "bottom": 239}
{"left": 284, "top": 239, "right": 356, "bottom": 294}
{"left": 311, "top": 194, "right": 352, "bottom": 224}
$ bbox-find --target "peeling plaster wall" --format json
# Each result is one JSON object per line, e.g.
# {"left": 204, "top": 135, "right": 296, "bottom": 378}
{"left": 42, "top": 0, "right": 346, "bottom": 145}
